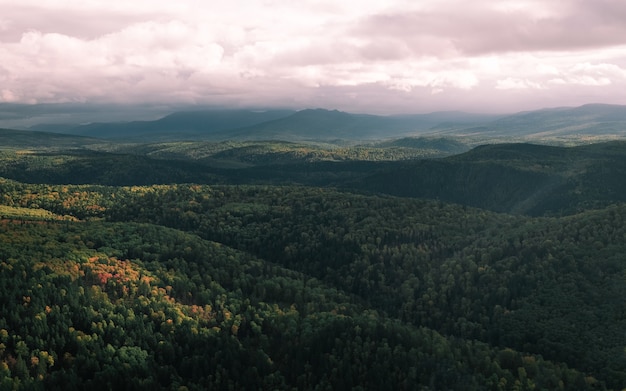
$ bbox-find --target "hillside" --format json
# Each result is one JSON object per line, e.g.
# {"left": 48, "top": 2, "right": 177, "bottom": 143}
{"left": 0, "top": 179, "right": 624, "bottom": 389}
{"left": 1, "top": 137, "right": 626, "bottom": 216}
{"left": 348, "top": 141, "right": 626, "bottom": 215}
{"left": 0, "top": 136, "right": 463, "bottom": 186}
{"left": 373, "top": 136, "right": 469, "bottom": 154}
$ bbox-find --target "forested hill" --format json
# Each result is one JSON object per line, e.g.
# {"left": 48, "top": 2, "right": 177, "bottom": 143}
{"left": 349, "top": 141, "right": 626, "bottom": 215}
{"left": 2, "top": 140, "right": 626, "bottom": 216}
{"left": 1, "top": 179, "right": 625, "bottom": 389}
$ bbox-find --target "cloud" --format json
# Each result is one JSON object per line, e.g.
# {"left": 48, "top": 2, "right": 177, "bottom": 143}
{"left": 496, "top": 78, "right": 542, "bottom": 90}
{"left": 0, "top": 0, "right": 626, "bottom": 113}
{"left": 353, "top": 0, "right": 626, "bottom": 56}
{"left": 563, "top": 62, "right": 626, "bottom": 86}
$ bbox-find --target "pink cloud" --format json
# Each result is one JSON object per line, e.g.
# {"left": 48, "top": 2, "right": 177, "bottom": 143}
{"left": 0, "top": 0, "right": 626, "bottom": 113}
{"left": 353, "top": 0, "right": 626, "bottom": 56}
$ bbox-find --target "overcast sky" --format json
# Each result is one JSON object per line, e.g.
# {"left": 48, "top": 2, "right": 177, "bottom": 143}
{"left": 1, "top": 0, "right": 626, "bottom": 114}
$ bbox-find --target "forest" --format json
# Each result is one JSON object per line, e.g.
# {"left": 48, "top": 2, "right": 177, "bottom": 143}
{"left": 0, "top": 134, "right": 625, "bottom": 390}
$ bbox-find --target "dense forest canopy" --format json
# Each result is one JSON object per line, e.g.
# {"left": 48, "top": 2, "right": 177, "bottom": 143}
{"left": 0, "top": 133, "right": 625, "bottom": 389}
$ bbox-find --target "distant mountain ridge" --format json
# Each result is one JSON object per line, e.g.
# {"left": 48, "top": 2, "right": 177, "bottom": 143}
{"left": 32, "top": 109, "right": 296, "bottom": 140}
{"left": 28, "top": 108, "right": 502, "bottom": 141}
{"left": 217, "top": 109, "right": 427, "bottom": 140}
{"left": 434, "top": 103, "right": 626, "bottom": 138}
{"left": 20, "top": 103, "right": 626, "bottom": 142}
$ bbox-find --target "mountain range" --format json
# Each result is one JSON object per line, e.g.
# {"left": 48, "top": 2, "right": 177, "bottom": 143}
{"left": 441, "top": 103, "right": 626, "bottom": 138}
{"left": 3, "top": 103, "right": 626, "bottom": 143}
{"left": 28, "top": 108, "right": 497, "bottom": 142}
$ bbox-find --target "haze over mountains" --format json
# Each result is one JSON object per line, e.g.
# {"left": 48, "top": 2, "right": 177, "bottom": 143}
{"left": 3, "top": 102, "right": 626, "bottom": 143}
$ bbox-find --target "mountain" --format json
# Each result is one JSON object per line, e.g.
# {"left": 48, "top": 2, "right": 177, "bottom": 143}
{"left": 436, "top": 103, "right": 626, "bottom": 139}
{"left": 26, "top": 103, "right": 626, "bottom": 143}
{"left": 30, "top": 108, "right": 498, "bottom": 142}
{"left": 31, "top": 109, "right": 296, "bottom": 140}
{"left": 219, "top": 109, "right": 367, "bottom": 140}
{"left": 491, "top": 103, "right": 626, "bottom": 136}
{"left": 214, "top": 109, "right": 498, "bottom": 141}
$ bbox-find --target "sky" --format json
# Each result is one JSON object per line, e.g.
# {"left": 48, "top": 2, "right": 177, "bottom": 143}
{"left": 1, "top": 0, "right": 626, "bottom": 114}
